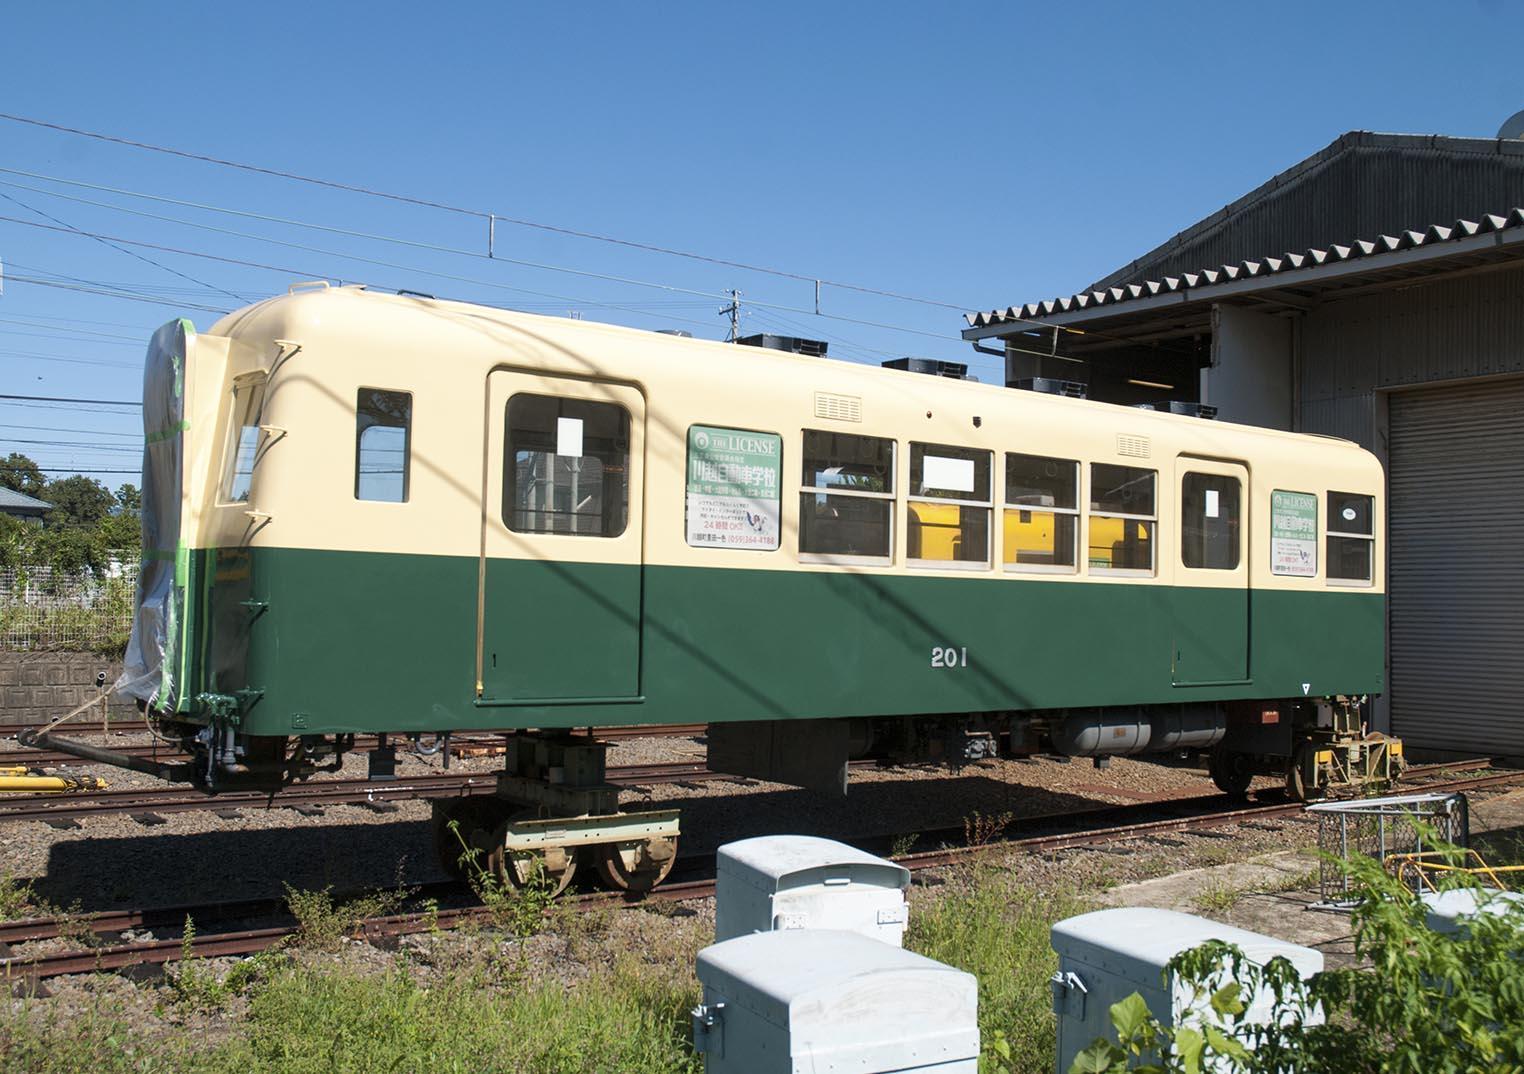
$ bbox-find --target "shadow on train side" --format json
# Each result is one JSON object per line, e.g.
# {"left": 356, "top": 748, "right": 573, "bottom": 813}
{"left": 266, "top": 304, "right": 1038, "bottom": 724}
{"left": 33, "top": 776, "right": 1103, "bottom": 912}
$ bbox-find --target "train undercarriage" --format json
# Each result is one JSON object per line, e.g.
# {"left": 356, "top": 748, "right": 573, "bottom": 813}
{"left": 22, "top": 694, "right": 1401, "bottom": 896}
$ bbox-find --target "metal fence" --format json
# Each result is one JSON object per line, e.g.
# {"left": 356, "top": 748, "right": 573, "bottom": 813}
{"left": 0, "top": 555, "right": 138, "bottom": 651}
{"left": 1309, "top": 791, "right": 1470, "bottom": 909}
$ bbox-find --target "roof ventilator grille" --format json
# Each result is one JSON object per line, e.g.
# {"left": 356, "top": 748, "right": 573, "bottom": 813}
{"left": 1012, "top": 377, "right": 1086, "bottom": 398}
{"left": 1117, "top": 434, "right": 1152, "bottom": 459}
{"left": 814, "top": 392, "right": 863, "bottom": 423}
{"left": 1134, "top": 401, "right": 1218, "bottom": 420}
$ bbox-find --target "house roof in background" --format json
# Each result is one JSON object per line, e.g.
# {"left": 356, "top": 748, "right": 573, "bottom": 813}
{"left": 0, "top": 487, "right": 54, "bottom": 513}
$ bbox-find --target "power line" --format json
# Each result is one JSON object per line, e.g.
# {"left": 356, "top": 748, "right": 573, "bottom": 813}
{"left": 0, "top": 188, "right": 247, "bottom": 303}
{"left": 0, "top": 393, "right": 140, "bottom": 406}
{"left": 0, "top": 348, "right": 138, "bottom": 369}
{"left": 0, "top": 113, "right": 972, "bottom": 312}
{"left": 3, "top": 272, "right": 232, "bottom": 314}
{"left": 0, "top": 422, "right": 138, "bottom": 437}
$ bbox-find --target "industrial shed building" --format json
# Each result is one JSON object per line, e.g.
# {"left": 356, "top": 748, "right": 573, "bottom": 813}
{"left": 963, "top": 131, "right": 1524, "bottom": 759}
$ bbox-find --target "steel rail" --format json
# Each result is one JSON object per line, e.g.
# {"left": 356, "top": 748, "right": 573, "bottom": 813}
{"left": 4, "top": 765, "right": 1517, "bottom": 981}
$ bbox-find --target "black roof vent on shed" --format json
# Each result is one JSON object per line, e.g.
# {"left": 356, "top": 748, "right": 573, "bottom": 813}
{"left": 882, "top": 357, "right": 971, "bottom": 379}
{"left": 1011, "top": 377, "right": 1087, "bottom": 399}
{"left": 736, "top": 333, "right": 828, "bottom": 357}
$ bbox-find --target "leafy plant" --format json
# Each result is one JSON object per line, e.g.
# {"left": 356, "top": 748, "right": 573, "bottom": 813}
{"left": 283, "top": 883, "right": 410, "bottom": 950}
{"left": 1068, "top": 839, "right": 1524, "bottom": 1073}
{"left": 963, "top": 809, "right": 1014, "bottom": 847}
{"left": 448, "top": 818, "right": 558, "bottom": 937}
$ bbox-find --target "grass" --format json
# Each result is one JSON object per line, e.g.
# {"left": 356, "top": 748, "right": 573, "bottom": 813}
{"left": 2, "top": 862, "right": 1106, "bottom": 1074}
{"left": 1194, "top": 877, "right": 1244, "bottom": 913}
{"left": 907, "top": 865, "right": 1092, "bottom": 1074}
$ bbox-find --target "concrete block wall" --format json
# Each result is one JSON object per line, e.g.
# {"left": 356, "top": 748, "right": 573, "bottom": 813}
{"left": 0, "top": 652, "right": 136, "bottom": 730}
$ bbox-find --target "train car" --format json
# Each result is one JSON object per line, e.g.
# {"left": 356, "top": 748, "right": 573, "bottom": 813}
{"left": 30, "top": 283, "right": 1396, "bottom": 892}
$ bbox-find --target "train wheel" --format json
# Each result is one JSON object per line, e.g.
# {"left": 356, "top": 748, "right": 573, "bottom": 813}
{"left": 1286, "top": 744, "right": 1324, "bottom": 803}
{"left": 1207, "top": 745, "right": 1253, "bottom": 796}
{"left": 593, "top": 834, "right": 679, "bottom": 893}
{"left": 485, "top": 811, "right": 578, "bottom": 897}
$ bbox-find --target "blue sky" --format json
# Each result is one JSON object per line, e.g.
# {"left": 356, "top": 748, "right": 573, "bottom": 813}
{"left": 1, "top": 1, "right": 1520, "bottom": 481}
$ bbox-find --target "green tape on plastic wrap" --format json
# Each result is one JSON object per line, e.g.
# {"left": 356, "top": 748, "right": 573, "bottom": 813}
{"left": 154, "top": 544, "right": 193, "bottom": 711}
{"left": 146, "top": 420, "right": 190, "bottom": 445}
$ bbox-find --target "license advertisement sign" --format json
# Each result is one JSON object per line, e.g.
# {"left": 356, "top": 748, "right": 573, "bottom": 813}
{"left": 1270, "top": 490, "right": 1317, "bottom": 576}
{"left": 686, "top": 426, "right": 781, "bottom": 550}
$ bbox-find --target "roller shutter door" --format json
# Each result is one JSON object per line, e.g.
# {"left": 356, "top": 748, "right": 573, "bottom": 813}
{"left": 1388, "top": 377, "right": 1524, "bottom": 756}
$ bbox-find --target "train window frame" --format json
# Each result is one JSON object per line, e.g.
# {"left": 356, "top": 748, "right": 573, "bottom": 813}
{"left": 907, "top": 442, "right": 993, "bottom": 571}
{"left": 684, "top": 424, "right": 783, "bottom": 552}
{"left": 503, "top": 393, "right": 630, "bottom": 538}
{"left": 354, "top": 387, "right": 412, "bottom": 503}
{"left": 1088, "top": 462, "right": 1157, "bottom": 577}
{"left": 798, "top": 428, "right": 896, "bottom": 564}
{"left": 1002, "top": 452, "right": 1079, "bottom": 575}
{"left": 1326, "top": 490, "right": 1375, "bottom": 587}
{"left": 217, "top": 373, "right": 266, "bottom": 506}
{"left": 1180, "top": 471, "right": 1242, "bottom": 571}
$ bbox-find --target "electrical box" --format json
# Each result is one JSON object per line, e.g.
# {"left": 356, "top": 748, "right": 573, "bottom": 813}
{"left": 1050, "top": 908, "right": 1324, "bottom": 1074}
{"left": 715, "top": 835, "right": 911, "bottom": 945}
{"left": 1419, "top": 887, "right": 1524, "bottom": 937}
{"left": 693, "top": 928, "right": 979, "bottom": 1074}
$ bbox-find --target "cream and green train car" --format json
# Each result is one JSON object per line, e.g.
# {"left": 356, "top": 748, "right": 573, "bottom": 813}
{"left": 77, "top": 283, "right": 1394, "bottom": 891}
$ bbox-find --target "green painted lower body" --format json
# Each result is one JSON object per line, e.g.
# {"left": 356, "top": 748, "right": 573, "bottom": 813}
{"left": 183, "top": 547, "right": 1384, "bottom": 736}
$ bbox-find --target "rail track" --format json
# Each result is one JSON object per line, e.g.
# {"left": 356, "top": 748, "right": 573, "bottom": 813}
{"left": 0, "top": 723, "right": 710, "bottom": 768}
{"left": 3, "top": 763, "right": 1517, "bottom": 983}
{"left": 0, "top": 760, "right": 746, "bottom": 824}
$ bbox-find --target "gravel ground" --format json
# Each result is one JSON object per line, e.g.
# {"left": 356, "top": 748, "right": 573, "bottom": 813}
{"left": 0, "top": 725, "right": 1267, "bottom": 912}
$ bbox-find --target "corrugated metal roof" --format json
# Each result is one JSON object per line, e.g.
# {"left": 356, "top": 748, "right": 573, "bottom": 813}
{"left": 0, "top": 487, "right": 53, "bottom": 512}
{"left": 966, "top": 207, "right": 1524, "bottom": 329}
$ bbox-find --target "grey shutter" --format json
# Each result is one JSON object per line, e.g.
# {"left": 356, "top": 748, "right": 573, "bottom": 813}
{"left": 1388, "top": 378, "right": 1524, "bottom": 756}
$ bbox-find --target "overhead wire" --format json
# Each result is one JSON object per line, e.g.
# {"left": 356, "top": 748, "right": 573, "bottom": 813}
{"left": 0, "top": 188, "right": 248, "bottom": 304}
{"left": 0, "top": 113, "right": 980, "bottom": 313}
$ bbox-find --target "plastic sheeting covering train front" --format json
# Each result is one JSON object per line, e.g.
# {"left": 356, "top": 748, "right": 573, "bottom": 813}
{"left": 117, "top": 319, "right": 193, "bottom": 711}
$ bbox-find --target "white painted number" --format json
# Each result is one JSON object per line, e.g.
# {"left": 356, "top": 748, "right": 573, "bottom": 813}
{"left": 931, "top": 646, "right": 968, "bottom": 669}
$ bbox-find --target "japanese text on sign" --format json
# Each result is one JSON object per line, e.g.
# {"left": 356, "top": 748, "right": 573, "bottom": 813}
{"left": 686, "top": 426, "right": 781, "bottom": 550}
{"left": 1271, "top": 490, "right": 1317, "bottom": 577}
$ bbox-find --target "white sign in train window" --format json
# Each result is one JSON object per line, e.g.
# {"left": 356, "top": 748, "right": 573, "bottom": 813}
{"left": 1271, "top": 490, "right": 1317, "bottom": 577}
{"left": 923, "top": 455, "right": 975, "bottom": 494}
{"left": 686, "top": 426, "right": 781, "bottom": 550}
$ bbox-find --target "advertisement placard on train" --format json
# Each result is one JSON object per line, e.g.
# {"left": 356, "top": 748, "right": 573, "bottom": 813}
{"left": 1271, "top": 490, "right": 1317, "bottom": 576}
{"left": 686, "top": 426, "right": 781, "bottom": 550}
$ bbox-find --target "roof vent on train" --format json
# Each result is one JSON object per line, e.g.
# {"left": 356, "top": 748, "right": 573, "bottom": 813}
{"left": 735, "top": 333, "right": 829, "bottom": 357}
{"left": 656, "top": 329, "right": 694, "bottom": 337}
{"left": 1010, "top": 376, "right": 1087, "bottom": 399}
{"left": 881, "top": 357, "right": 976, "bottom": 381}
{"left": 1133, "top": 400, "right": 1218, "bottom": 420}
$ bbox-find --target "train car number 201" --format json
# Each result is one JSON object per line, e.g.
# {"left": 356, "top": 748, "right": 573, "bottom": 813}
{"left": 931, "top": 646, "right": 969, "bottom": 669}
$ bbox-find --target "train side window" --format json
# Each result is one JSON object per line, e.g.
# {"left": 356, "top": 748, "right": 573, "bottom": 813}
{"left": 355, "top": 388, "right": 412, "bottom": 503}
{"left": 505, "top": 394, "right": 629, "bottom": 537}
{"left": 908, "top": 443, "right": 992, "bottom": 568}
{"left": 799, "top": 429, "right": 894, "bottom": 560}
{"left": 1089, "top": 463, "right": 1156, "bottom": 574}
{"left": 1180, "top": 472, "right": 1241, "bottom": 570}
{"left": 1003, "top": 452, "right": 1078, "bottom": 572}
{"left": 1327, "top": 491, "right": 1374, "bottom": 585}
{"left": 219, "top": 376, "right": 265, "bottom": 504}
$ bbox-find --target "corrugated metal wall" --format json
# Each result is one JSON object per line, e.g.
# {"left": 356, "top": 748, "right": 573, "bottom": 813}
{"left": 1095, "top": 137, "right": 1524, "bottom": 291}
{"left": 1387, "top": 379, "right": 1524, "bottom": 756}
{"left": 1296, "top": 265, "right": 1524, "bottom": 756}
{"left": 1299, "top": 265, "right": 1524, "bottom": 452}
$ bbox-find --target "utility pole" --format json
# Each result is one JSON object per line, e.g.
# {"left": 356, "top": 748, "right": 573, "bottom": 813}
{"left": 720, "top": 289, "right": 741, "bottom": 342}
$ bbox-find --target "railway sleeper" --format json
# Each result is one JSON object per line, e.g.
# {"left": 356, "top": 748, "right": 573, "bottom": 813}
{"left": 431, "top": 731, "right": 680, "bottom": 897}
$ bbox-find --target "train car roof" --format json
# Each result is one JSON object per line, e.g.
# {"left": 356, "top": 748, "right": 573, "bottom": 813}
{"left": 208, "top": 284, "right": 1370, "bottom": 460}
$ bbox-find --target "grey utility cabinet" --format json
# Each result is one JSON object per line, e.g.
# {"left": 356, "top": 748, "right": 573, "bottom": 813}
{"left": 714, "top": 835, "right": 911, "bottom": 945}
{"left": 693, "top": 928, "right": 979, "bottom": 1074}
{"left": 1050, "top": 908, "right": 1323, "bottom": 1073}
{"left": 1420, "top": 887, "right": 1524, "bottom": 936}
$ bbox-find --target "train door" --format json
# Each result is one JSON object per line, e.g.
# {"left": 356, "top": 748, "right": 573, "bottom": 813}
{"left": 1171, "top": 457, "right": 1250, "bottom": 685}
{"left": 477, "top": 370, "right": 644, "bottom": 702}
